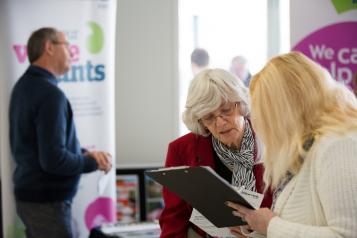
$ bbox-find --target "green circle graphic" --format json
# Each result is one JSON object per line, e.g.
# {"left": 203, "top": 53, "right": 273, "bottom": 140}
{"left": 86, "top": 21, "right": 104, "bottom": 54}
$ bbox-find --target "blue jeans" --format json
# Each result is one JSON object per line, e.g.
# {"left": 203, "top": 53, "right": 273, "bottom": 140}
{"left": 16, "top": 200, "right": 73, "bottom": 238}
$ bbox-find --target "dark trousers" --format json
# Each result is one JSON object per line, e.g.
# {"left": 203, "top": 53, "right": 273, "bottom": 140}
{"left": 16, "top": 200, "right": 73, "bottom": 238}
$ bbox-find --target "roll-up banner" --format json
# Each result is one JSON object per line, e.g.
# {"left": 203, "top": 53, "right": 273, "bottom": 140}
{"left": 291, "top": 0, "right": 357, "bottom": 90}
{"left": 0, "top": 0, "right": 117, "bottom": 237}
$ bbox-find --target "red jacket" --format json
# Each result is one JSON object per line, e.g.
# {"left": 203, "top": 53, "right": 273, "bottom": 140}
{"left": 159, "top": 133, "right": 272, "bottom": 238}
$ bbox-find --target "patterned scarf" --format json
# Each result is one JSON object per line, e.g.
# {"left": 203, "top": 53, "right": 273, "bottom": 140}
{"left": 212, "top": 119, "right": 257, "bottom": 192}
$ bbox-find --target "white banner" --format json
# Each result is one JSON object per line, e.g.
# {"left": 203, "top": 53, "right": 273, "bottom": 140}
{"left": 290, "top": 0, "right": 357, "bottom": 90}
{"left": 0, "top": 0, "right": 117, "bottom": 237}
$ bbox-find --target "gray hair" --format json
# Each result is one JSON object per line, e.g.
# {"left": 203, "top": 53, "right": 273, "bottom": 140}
{"left": 191, "top": 48, "right": 209, "bottom": 67}
{"left": 183, "top": 68, "right": 250, "bottom": 136}
{"left": 231, "top": 55, "right": 248, "bottom": 65}
{"left": 27, "top": 27, "right": 59, "bottom": 63}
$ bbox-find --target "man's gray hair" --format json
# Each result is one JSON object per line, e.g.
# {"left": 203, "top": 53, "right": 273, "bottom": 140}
{"left": 191, "top": 48, "right": 209, "bottom": 67}
{"left": 27, "top": 27, "right": 59, "bottom": 63}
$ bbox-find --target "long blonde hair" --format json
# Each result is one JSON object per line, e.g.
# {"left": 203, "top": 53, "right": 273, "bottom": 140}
{"left": 250, "top": 51, "right": 357, "bottom": 189}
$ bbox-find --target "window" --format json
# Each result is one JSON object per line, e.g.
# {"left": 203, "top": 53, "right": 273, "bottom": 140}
{"left": 178, "top": 0, "right": 290, "bottom": 135}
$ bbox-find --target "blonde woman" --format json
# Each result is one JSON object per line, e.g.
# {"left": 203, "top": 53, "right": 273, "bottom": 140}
{"left": 159, "top": 69, "right": 272, "bottom": 238}
{"left": 227, "top": 52, "right": 357, "bottom": 238}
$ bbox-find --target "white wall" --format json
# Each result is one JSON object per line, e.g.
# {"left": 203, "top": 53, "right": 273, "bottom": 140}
{"left": 115, "top": 0, "right": 179, "bottom": 168}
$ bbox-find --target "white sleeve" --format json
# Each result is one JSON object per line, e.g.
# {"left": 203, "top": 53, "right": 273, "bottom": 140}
{"left": 267, "top": 137, "right": 357, "bottom": 238}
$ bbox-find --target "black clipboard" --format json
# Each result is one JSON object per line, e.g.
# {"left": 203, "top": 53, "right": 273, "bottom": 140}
{"left": 145, "top": 166, "right": 253, "bottom": 227}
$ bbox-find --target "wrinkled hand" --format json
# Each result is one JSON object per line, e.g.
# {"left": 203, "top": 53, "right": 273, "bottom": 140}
{"left": 226, "top": 202, "right": 276, "bottom": 235}
{"left": 86, "top": 151, "right": 112, "bottom": 173}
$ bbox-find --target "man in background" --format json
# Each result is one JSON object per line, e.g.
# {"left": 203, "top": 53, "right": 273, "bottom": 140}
{"left": 9, "top": 27, "right": 112, "bottom": 238}
{"left": 191, "top": 48, "right": 209, "bottom": 76}
{"left": 230, "top": 55, "right": 252, "bottom": 87}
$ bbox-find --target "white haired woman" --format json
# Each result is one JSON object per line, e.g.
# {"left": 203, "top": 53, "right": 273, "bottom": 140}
{"left": 227, "top": 52, "right": 357, "bottom": 238}
{"left": 159, "top": 68, "right": 272, "bottom": 238}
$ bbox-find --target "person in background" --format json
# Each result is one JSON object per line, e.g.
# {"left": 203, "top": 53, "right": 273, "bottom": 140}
{"left": 227, "top": 52, "right": 357, "bottom": 238}
{"left": 9, "top": 27, "right": 112, "bottom": 238}
{"left": 159, "top": 68, "right": 272, "bottom": 238}
{"left": 191, "top": 48, "right": 210, "bottom": 76}
{"left": 230, "top": 55, "right": 251, "bottom": 87}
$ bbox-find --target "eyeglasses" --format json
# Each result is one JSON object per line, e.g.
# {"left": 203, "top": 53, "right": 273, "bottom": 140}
{"left": 52, "top": 40, "right": 70, "bottom": 49}
{"left": 200, "top": 102, "right": 238, "bottom": 126}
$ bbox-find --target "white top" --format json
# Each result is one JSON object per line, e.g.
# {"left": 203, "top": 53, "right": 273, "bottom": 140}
{"left": 267, "top": 131, "right": 357, "bottom": 238}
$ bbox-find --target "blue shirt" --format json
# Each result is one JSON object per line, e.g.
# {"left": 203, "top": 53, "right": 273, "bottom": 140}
{"left": 9, "top": 65, "right": 98, "bottom": 202}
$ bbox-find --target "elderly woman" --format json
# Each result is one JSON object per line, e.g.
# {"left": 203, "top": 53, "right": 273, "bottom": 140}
{"left": 227, "top": 52, "right": 357, "bottom": 238}
{"left": 159, "top": 68, "right": 272, "bottom": 238}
